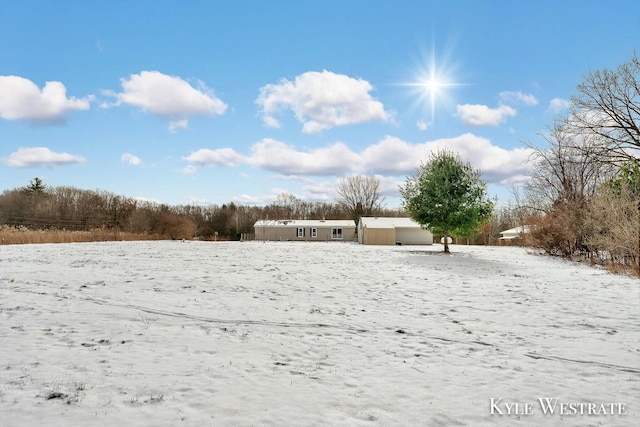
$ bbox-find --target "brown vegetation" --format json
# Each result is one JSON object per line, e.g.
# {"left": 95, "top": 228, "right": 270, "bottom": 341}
{"left": 0, "top": 226, "right": 162, "bottom": 245}
{"left": 519, "top": 52, "right": 639, "bottom": 276}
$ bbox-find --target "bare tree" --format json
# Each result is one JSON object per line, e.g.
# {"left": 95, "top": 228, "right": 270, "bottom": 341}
{"left": 525, "top": 122, "right": 616, "bottom": 210}
{"left": 274, "top": 192, "right": 303, "bottom": 219}
{"left": 524, "top": 122, "right": 617, "bottom": 256}
{"left": 336, "top": 175, "right": 385, "bottom": 224}
{"left": 586, "top": 177, "right": 639, "bottom": 271}
{"left": 564, "top": 51, "right": 639, "bottom": 165}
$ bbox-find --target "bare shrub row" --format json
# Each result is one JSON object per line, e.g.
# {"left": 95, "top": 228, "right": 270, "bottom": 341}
{"left": 0, "top": 226, "right": 164, "bottom": 245}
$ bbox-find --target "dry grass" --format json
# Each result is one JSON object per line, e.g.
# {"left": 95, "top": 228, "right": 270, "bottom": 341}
{"left": 598, "top": 259, "right": 640, "bottom": 277}
{"left": 0, "top": 226, "right": 164, "bottom": 245}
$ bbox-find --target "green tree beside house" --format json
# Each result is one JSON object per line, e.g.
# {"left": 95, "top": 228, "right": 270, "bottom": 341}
{"left": 400, "top": 150, "right": 494, "bottom": 253}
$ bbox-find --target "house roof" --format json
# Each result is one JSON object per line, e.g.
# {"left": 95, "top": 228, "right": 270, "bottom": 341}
{"left": 253, "top": 219, "right": 356, "bottom": 228}
{"left": 499, "top": 225, "right": 531, "bottom": 238}
{"left": 358, "top": 217, "right": 424, "bottom": 229}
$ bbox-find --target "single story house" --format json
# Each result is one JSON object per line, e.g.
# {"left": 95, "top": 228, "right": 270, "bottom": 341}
{"left": 253, "top": 219, "right": 356, "bottom": 242}
{"left": 499, "top": 225, "right": 531, "bottom": 242}
{"left": 358, "top": 217, "right": 433, "bottom": 245}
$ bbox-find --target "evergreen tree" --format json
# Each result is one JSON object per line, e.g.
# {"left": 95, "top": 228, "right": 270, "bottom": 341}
{"left": 24, "top": 177, "right": 46, "bottom": 195}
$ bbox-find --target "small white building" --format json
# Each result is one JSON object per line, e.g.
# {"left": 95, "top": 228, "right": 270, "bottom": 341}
{"left": 254, "top": 219, "right": 356, "bottom": 242}
{"left": 499, "top": 225, "right": 531, "bottom": 242}
{"left": 358, "top": 217, "right": 433, "bottom": 245}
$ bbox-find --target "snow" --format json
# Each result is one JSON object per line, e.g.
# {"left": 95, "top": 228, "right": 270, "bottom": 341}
{"left": 1, "top": 241, "right": 638, "bottom": 426}
{"left": 358, "top": 217, "right": 421, "bottom": 229}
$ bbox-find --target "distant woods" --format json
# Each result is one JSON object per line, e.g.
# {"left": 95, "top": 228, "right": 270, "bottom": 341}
{"left": 0, "top": 180, "right": 401, "bottom": 241}
{"left": 0, "top": 175, "right": 524, "bottom": 246}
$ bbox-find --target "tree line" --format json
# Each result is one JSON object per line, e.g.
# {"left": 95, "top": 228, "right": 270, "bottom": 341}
{"left": 0, "top": 173, "right": 513, "bottom": 244}
{"left": 0, "top": 179, "right": 403, "bottom": 241}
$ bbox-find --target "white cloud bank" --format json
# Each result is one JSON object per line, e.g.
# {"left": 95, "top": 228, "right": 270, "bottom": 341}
{"left": 256, "top": 70, "right": 391, "bottom": 134}
{"left": 183, "top": 133, "right": 533, "bottom": 186}
{"left": 250, "top": 139, "right": 361, "bottom": 175}
{"left": 182, "top": 148, "right": 247, "bottom": 168}
{"left": 102, "top": 71, "right": 227, "bottom": 131}
{"left": 2, "top": 147, "right": 87, "bottom": 168}
{"left": 0, "top": 76, "right": 92, "bottom": 124}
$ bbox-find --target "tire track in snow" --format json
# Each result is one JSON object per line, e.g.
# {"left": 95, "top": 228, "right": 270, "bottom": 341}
{"left": 7, "top": 286, "right": 504, "bottom": 349}
{"left": 10, "top": 284, "right": 639, "bottom": 376}
{"left": 524, "top": 352, "right": 640, "bottom": 374}
{"left": 3, "top": 286, "right": 365, "bottom": 332}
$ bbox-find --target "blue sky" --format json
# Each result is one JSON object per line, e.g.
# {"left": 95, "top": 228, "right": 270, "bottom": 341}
{"left": 1, "top": 0, "right": 638, "bottom": 208}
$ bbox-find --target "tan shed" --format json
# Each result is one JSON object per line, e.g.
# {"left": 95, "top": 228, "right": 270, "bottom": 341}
{"left": 358, "top": 217, "right": 433, "bottom": 245}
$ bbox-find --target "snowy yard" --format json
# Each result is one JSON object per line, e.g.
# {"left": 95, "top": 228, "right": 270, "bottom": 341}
{"left": 1, "top": 241, "right": 638, "bottom": 426}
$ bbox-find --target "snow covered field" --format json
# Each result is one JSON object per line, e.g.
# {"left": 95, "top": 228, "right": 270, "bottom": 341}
{"left": 1, "top": 241, "right": 638, "bottom": 426}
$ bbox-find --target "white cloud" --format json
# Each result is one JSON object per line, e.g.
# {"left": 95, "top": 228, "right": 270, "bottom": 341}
{"left": 359, "top": 133, "right": 533, "bottom": 185}
{"left": 182, "top": 133, "right": 534, "bottom": 186}
{"left": 231, "top": 193, "right": 277, "bottom": 205}
{"left": 362, "top": 133, "right": 536, "bottom": 186}
{"left": 416, "top": 120, "right": 430, "bottom": 131}
{"left": 182, "top": 148, "right": 247, "bottom": 167}
{"left": 0, "top": 76, "right": 92, "bottom": 124}
{"left": 179, "top": 165, "right": 197, "bottom": 175}
{"left": 121, "top": 153, "right": 142, "bottom": 166}
{"left": 187, "top": 196, "right": 210, "bottom": 204}
{"left": 300, "top": 181, "right": 337, "bottom": 202}
{"left": 249, "top": 139, "right": 361, "bottom": 175}
{"left": 256, "top": 70, "right": 391, "bottom": 134}
{"left": 431, "top": 134, "right": 534, "bottom": 185}
{"left": 134, "top": 196, "right": 161, "bottom": 205}
{"left": 456, "top": 104, "right": 516, "bottom": 126}
{"left": 237, "top": 175, "right": 403, "bottom": 206}
{"left": 499, "top": 91, "right": 539, "bottom": 106}
{"left": 547, "top": 97, "right": 571, "bottom": 113}
{"left": 183, "top": 139, "right": 359, "bottom": 176}
{"left": 377, "top": 175, "right": 405, "bottom": 198}
{"left": 2, "top": 147, "right": 87, "bottom": 168}
{"left": 361, "top": 136, "right": 428, "bottom": 174}
{"left": 102, "top": 71, "right": 227, "bottom": 131}
{"left": 168, "top": 119, "right": 189, "bottom": 132}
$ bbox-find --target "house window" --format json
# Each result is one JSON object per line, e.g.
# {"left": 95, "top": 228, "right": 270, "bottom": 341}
{"left": 297, "top": 227, "right": 305, "bottom": 238}
{"left": 311, "top": 228, "right": 317, "bottom": 238}
{"left": 331, "top": 227, "right": 343, "bottom": 239}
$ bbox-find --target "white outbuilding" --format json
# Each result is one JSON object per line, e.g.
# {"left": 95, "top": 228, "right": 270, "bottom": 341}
{"left": 358, "top": 217, "right": 433, "bottom": 245}
{"left": 499, "top": 225, "right": 531, "bottom": 242}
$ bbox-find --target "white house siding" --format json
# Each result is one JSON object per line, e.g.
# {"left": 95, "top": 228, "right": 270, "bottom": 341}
{"left": 395, "top": 227, "right": 433, "bottom": 245}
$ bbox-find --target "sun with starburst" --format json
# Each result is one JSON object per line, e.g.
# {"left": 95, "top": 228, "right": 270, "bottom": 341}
{"left": 403, "top": 46, "right": 464, "bottom": 126}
